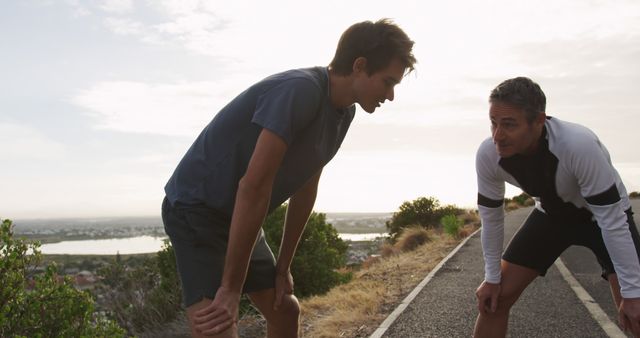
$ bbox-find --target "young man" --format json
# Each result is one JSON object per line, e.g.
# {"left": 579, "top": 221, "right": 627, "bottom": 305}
{"left": 162, "top": 19, "right": 416, "bottom": 338}
{"left": 474, "top": 77, "right": 640, "bottom": 337}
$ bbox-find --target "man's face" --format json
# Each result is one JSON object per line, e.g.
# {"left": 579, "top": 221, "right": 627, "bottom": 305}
{"left": 489, "top": 102, "right": 544, "bottom": 158}
{"left": 353, "top": 58, "right": 405, "bottom": 113}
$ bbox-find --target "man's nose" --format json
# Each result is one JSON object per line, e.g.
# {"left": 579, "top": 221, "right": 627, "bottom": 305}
{"left": 386, "top": 87, "right": 395, "bottom": 102}
{"left": 492, "top": 126, "right": 504, "bottom": 141}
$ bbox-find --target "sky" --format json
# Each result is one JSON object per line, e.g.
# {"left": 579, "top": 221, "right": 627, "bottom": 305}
{"left": 2, "top": 0, "right": 640, "bottom": 219}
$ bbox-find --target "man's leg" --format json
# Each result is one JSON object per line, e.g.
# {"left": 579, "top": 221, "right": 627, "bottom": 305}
{"left": 248, "top": 288, "right": 300, "bottom": 338}
{"left": 186, "top": 298, "right": 238, "bottom": 338}
{"left": 474, "top": 260, "right": 539, "bottom": 338}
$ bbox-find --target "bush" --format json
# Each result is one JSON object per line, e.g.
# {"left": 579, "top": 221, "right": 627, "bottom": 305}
{"left": 97, "top": 240, "right": 182, "bottom": 335}
{"left": 630, "top": 191, "right": 640, "bottom": 199}
{"left": 441, "top": 214, "right": 463, "bottom": 238}
{"left": 505, "top": 192, "right": 534, "bottom": 207}
{"left": 262, "top": 205, "right": 351, "bottom": 298}
{"left": 0, "top": 218, "right": 125, "bottom": 337}
{"left": 385, "top": 196, "right": 462, "bottom": 240}
{"left": 395, "top": 226, "right": 431, "bottom": 252}
{"left": 98, "top": 204, "right": 351, "bottom": 332}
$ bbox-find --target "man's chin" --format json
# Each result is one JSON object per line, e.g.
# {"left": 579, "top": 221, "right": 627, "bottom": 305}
{"left": 362, "top": 106, "right": 376, "bottom": 114}
{"left": 496, "top": 147, "right": 514, "bottom": 158}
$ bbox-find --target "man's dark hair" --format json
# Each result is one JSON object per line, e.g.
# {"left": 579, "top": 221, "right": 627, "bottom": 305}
{"left": 489, "top": 77, "right": 546, "bottom": 123}
{"left": 329, "top": 18, "right": 416, "bottom": 76}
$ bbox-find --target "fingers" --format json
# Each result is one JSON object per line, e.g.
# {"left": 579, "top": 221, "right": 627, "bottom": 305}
{"left": 490, "top": 291, "right": 499, "bottom": 313}
{"left": 476, "top": 283, "right": 500, "bottom": 315}
{"left": 274, "top": 288, "right": 283, "bottom": 311}
{"left": 619, "top": 310, "right": 640, "bottom": 337}
{"left": 476, "top": 293, "right": 487, "bottom": 314}
{"left": 619, "top": 310, "right": 628, "bottom": 332}
{"left": 198, "top": 317, "right": 236, "bottom": 336}
{"left": 194, "top": 307, "right": 235, "bottom": 335}
{"left": 628, "top": 317, "right": 640, "bottom": 337}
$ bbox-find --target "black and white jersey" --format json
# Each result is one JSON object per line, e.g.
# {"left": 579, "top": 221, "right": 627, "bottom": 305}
{"left": 476, "top": 116, "right": 640, "bottom": 298}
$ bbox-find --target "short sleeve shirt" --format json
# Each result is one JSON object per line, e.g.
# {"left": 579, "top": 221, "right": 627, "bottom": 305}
{"left": 164, "top": 67, "right": 356, "bottom": 216}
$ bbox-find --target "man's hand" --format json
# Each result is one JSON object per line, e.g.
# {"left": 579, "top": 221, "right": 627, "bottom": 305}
{"left": 619, "top": 297, "right": 640, "bottom": 337}
{"left": 274, "top": 269, "right": 295, "bottom": 311}
{"left": 194, "top": 286, "right": 241, "bottom": 335}
{"left": 476, "top": 280, "right": 501, "bottom": 314}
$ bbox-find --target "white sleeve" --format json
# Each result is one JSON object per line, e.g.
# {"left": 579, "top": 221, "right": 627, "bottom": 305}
{"left": 476, "top": 139, "right": 506, "bottom": 284}
{"left": 572, "top": 136, "right": 640, "bottom": 298}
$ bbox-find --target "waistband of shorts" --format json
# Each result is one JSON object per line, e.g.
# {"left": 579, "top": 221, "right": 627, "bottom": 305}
{"left": 163, "top": 196, "right": 231, "bottom": 223}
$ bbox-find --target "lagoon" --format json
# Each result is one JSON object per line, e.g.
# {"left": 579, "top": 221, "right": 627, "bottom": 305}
{"left": 39, "top": 233, "right": 388, "bottom": 255}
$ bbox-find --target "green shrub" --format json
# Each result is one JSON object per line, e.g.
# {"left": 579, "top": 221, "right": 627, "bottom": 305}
{"left": 97, "top": 240, "right": 182, "bottom": 335}
{"left": 0, "top": 218, "right": 125, "bottom": 337}
{"left": 441, "top": 214, "right": 463, "bottom": 238}
{"left": 630, "top": 191, "right": 640, "bottom": 199}
{"left": 505, "top": 192, "right": 534, "bottom": 207}
{"left": 262, "top": 205, "right": 351, "bottom": 298}
{"left": 386, "top": 196, "right": 462, "bottom": 240}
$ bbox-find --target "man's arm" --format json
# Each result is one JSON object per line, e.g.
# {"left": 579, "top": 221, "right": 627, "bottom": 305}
{"left": 194, "top": 128, "right": 287, "bottom": 335}
{"left": 222, "top": 128, "right": 288, "bottom": 291}
{"left": 475, "top": 139, "right": 507, "bottom": 313}
{"left": 273, "top": 169, "right": 322, "bottom": 309}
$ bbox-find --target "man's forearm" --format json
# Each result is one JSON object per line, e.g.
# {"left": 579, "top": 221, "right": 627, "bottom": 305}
{"left": 221, "top": 179, "right": 272, "bottom": 293}
{"left": 479, "top": 205, "right": 505, "bottom": 283}
{"left": 277, "top": 172, "right": 320, "bottom": 273}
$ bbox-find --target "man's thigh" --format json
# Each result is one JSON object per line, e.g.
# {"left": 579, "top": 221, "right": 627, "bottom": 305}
{"left": 503, "top": 208, "right": 570, "bottom": 276}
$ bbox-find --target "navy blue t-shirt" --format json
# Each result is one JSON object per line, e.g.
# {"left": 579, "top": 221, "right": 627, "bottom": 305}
{"left": 165, "top": 67, "right": 355, "bottom": 217}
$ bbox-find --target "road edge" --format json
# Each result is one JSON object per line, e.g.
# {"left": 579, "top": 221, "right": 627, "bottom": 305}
{"left": 369, "top": 227, "right": 482, "bottom": 338}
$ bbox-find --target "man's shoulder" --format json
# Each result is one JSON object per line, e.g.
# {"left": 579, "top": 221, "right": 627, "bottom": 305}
{"left": 476, "top": 137, "right": 500, "bottom": 173}
{"left": 547, "top": 117, "right": 596, "bottom": 140}
{"left": 262, "top": 67, "right": 327, "bottom": 91}
{"left": 546, "top": 117, "right": 599, "bottom": 152}
{"left": 477, "top": 137, "right": 497, "bottom": 156}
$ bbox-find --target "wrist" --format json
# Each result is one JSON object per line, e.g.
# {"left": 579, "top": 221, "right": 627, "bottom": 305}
{"left": 275, "top": 266, "right": 290, "bottom": 276}
{"left": 219, "top": 284, "right": 242, "bottom": 296}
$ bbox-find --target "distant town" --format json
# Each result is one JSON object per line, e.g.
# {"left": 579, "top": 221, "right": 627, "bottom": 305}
{"left": 12, "top": 212, "right": 392, "bottom": 291}
{"left": 11, "top": 212, "right": 391, "bottom": 243}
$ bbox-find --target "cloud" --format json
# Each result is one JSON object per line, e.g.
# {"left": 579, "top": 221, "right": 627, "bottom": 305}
{"left": 0, "top": 123, "right": 67, "bottom": 160}
{"left": 96, "top": 0, "right": 232, "bottom": 58}
{"left": 71, "top": 79, "right": 253, "bottom": 136}
{"left": 99, "top": 0, "right": 133, "bottom": 14}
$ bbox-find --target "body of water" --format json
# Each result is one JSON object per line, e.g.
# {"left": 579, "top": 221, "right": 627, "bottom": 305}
{"left": 39, "top": 233, "right": 388, "bottom": 255}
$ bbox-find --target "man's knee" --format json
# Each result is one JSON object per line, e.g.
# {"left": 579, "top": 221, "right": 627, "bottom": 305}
{"left": 272, "top": 294, "right": 301, "bottom": 320}
{"left": 186, "top": 298, "right": 238, "bottom": 338}
{"left": 494, "top": 292, "right": 519, "bottom": 314}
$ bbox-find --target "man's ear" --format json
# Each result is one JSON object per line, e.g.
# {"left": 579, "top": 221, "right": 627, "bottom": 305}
{"left": 535, "top": 111, "right": 547, "bottom": 127}
{"left": 352, "top": 57, "right": 368, "bottom": 74}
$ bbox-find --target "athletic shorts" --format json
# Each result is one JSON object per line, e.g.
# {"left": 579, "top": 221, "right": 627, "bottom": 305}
{"left": 161, "top": 197, "right": 277, "bottom": 307}
{"left": 503, "top": 208, "right": 640, "bottom": 279}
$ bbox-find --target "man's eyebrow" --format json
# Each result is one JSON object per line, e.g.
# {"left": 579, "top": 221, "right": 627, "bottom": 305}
{"left": 386, "top": 76, "right": 401, "bottom": 84}
{"left": 490, "top": 116, "right": 518, "bottom": 122}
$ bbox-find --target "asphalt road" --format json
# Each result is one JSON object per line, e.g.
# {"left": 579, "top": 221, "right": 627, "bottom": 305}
{"left": 378, "top": 199, "right": 640, "bottom": 338}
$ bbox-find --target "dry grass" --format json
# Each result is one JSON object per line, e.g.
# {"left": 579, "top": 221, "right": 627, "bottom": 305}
{"left": 297, "top": 230, "right": 463, "bottom": 337}
{"left": 236, "top": 221, "right": 480, "bottom": 338}
{"left": 505, "top": 201, "right": 520, "bottom": 211}
{"left": 394, "top": 226, "right": 431, "bottom": 252}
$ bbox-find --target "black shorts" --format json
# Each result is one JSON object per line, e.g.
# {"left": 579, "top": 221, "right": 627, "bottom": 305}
{"left": 503, "top": 208, "right": 640, "bottom": 279}
{"left": 161, "top": 197, "right": 277, "bottom": 307}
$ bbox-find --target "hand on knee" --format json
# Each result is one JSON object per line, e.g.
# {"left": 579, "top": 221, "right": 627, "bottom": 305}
{"left": 274, "top": 294, "right": 300, "bottom": 318}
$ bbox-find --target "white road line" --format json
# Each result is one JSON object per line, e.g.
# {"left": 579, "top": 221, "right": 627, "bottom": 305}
{"left": 369, "top": 228, "right": 481, "bottom": 338}
{"left": 554, "top": 258, "right": 626, "bottom": 338}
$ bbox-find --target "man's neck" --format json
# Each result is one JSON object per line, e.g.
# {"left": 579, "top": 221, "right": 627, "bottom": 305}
{"left": 327, "top": 67, "right": 355, "bottom": 109}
